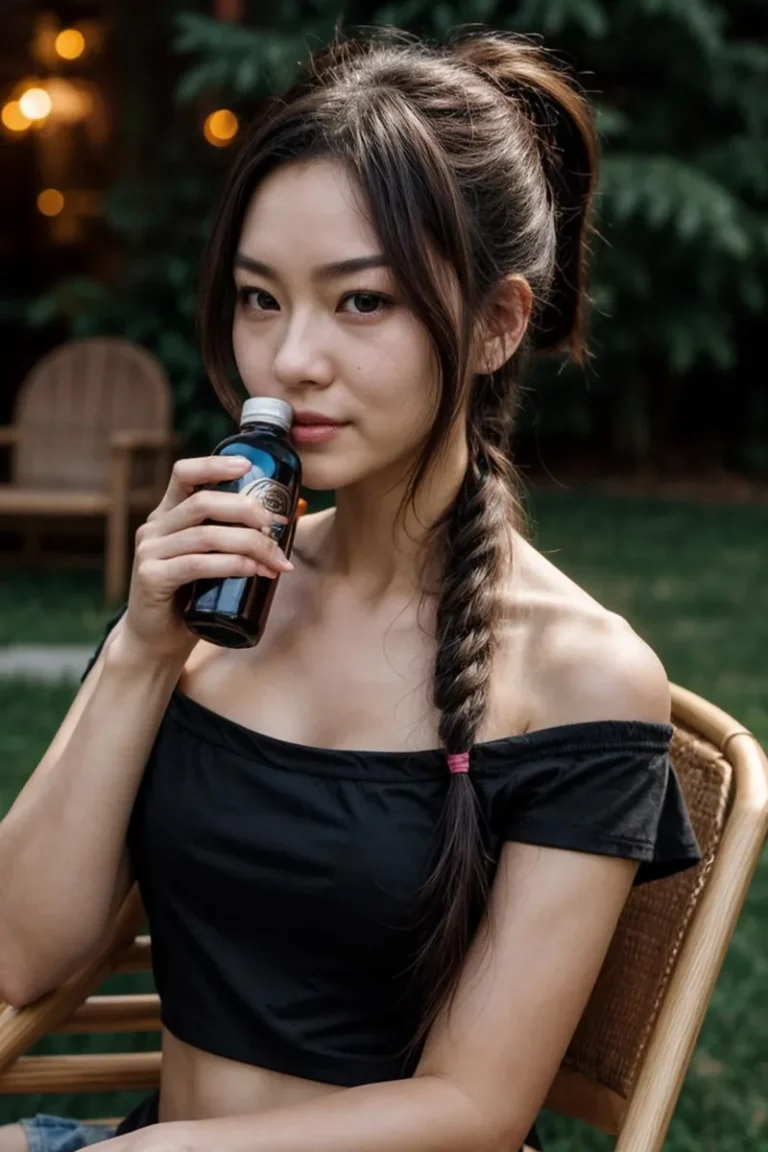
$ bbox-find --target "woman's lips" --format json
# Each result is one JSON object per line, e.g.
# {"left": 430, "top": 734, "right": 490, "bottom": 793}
{"left": 290, "top": 423, "right": 347, "bottom": 445}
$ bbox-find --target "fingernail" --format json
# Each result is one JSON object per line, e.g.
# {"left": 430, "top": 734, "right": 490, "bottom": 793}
{"left": 227, "top": 455, "right": 250, "bottom": 466}
{"left": 282, "top": 559, "right": 295, "bottom": 571}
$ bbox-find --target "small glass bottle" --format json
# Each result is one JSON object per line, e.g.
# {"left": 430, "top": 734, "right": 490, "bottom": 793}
{"left": 182, "top": 397, "right": 303, "bottom": 648}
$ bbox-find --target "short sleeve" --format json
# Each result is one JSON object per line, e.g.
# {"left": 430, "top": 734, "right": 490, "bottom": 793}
{"left": 80, "top": 604, "right": 128, "bottom": 684}
{"left": 479, "top": 721, "right": 702, "bottom": 886}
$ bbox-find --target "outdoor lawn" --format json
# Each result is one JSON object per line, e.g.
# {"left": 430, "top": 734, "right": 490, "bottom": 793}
{"left": 0, "top": 488, "right": 766, "bottom": 1149}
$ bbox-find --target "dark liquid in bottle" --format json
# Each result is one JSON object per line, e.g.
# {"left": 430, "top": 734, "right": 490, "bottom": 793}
{"left": 182, "top": 420, "right": 302, "bottom": 648}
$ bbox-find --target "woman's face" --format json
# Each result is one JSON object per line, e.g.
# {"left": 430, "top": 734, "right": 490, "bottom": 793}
{"left": 232, "top": 158, "right": 441, "bottom": 492}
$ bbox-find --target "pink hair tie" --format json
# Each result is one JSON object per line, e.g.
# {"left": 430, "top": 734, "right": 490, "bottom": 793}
{"left": 446, "top": 751, "right": 470, "bottom": 775}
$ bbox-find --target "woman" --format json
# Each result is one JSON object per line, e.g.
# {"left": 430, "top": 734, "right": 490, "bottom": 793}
{"left": 0, "top": 27, "right": 701, "bottom": 1152}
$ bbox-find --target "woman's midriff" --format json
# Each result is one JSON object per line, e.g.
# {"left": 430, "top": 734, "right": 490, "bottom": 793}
{"left": 159, "top": 1027, "right": 346, "bottom": 1122}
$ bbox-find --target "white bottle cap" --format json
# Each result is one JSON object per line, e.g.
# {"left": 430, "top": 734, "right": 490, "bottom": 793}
{"left": 240, "top": 398, "right": 293, "bottom": 434}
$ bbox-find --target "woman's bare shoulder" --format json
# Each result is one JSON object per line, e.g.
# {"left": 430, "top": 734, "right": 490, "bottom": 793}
{"left": 495, "top": 534, "right": 670, "bottom": 733}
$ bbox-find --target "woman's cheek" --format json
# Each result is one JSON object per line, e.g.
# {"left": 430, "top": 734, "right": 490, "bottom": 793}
{"left": 232, "top": 324, "right": 268, "bottom": 390}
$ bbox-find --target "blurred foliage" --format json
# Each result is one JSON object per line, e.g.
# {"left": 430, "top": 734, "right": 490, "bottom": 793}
{"left": 7, "top": 0, "right": 768, "bottom": 467}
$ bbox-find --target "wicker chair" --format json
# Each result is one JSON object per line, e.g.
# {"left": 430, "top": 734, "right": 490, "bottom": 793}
{"left": 0, "top": 684, "right": 766, "bottom": 1151}
{"left": 0, "top": 337, "right": 178, "bottom": 604}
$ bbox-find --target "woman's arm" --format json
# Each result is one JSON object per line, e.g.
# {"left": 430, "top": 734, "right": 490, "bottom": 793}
{"left": 0, "top": 623, "right": 184, "bottom": 1005}
{"left": 0, "top": 453, "right": 289, "bottom": 1007}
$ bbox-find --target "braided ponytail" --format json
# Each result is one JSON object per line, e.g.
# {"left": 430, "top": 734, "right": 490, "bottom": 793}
{"left": 402, "top": 350, "right": 530, "bottom": 1056}
{"left": 392, "top": 38, "right": 598, "bottom": 1055}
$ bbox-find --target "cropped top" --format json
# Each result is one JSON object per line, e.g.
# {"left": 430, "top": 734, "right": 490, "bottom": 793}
{"left": 84, "top": 612, "right": 701, "bottom": 1090}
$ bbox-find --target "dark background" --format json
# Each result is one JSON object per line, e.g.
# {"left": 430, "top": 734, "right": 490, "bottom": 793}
{"left": 2, "top": 0, "right": 767, "bottom": 489}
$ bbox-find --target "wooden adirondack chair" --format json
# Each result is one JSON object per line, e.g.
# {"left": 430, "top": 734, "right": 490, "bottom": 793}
{"left": 0, "top": 684, "right": 766, "bottom": 1152}
{"left": 0, "top": 337, "right": 178, "bottom": 603}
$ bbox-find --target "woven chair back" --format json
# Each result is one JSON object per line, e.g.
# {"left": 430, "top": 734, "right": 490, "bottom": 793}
{"left": 547, "top": 722, "right": 733, "bottom": 1132}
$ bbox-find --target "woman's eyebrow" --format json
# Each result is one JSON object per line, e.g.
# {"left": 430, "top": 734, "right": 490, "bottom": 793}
{"left": 233, "top": 253, "right": 390, "bottom": 281}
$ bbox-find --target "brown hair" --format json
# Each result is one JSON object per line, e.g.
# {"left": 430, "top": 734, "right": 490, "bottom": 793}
{"left": 198, "top": 26, "right": 598, "bottom": 1059}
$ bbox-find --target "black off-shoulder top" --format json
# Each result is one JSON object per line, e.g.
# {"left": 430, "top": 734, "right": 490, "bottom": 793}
{"left": 84, "top": 612, "right": 701, "bottom": 1150}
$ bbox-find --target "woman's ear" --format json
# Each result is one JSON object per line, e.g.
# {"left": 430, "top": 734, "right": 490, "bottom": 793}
{"left": 472, "top": 275, "right": 533, "bottom": 375}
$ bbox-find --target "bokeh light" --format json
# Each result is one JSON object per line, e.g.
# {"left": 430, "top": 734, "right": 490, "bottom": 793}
{"left": 1, "top": 101, "right": 31, "bottom": 132}
{"left": 37, "top": 189, "right": 65, "bottom": 217}
{"left": 19, "top": 87, "right": 52, "bottom": 121}
{"left": 203, "top": 108, "right": 238, "bottom": 147}
{"left": 46, "top": 77, "right": 94, "bottom": 123}
{"left": 54, "top": 29, "right": 86, "bottom": 60}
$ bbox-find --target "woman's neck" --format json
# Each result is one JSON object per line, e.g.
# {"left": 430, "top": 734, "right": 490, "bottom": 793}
{"left": 314, "top": 438, "right": 469, "bottom": 600}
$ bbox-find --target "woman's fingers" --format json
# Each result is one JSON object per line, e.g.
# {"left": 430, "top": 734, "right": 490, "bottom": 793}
{"left": 138, "top": 551, "right": 267, "bottom": 592}
{"left": 137, "top": 454, "right": 296, "bottom": 587}
{"left": 142, "top": 524, "right": 294, "bottom": 575}
{"left": 151, "top": 488, "right": 289, "bottom": 540}
{"left": 151, "top": 455, "right": 252, "bottom": 517}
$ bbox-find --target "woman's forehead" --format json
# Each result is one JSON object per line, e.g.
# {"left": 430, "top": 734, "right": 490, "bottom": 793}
{"left": 238, "top": 159, "right": 378, "bottom": 258}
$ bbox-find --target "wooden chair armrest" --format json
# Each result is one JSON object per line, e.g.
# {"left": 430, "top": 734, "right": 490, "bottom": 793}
{"left": 0, "top": 1051, "right": 161, "bottom": 1094}
{"left": 54, "top": 993, "right": 160, "bottom": 1034}
{"left": 109, "top": 430, "right": 180, "bottom": 452}
{"left": 0, "top": 426, "right": 18, "bottom": 446}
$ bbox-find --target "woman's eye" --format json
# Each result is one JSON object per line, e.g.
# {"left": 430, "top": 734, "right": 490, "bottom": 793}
{"left": 237, "top": 288, "right": 389, "bottom": 316}
{"left": 239, "top": 288, "right": 278, "bottom": 312}
{"left": 341, "top": 292, "right": 389, "bottom": 316}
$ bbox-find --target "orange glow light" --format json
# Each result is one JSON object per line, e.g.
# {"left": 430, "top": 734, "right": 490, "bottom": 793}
{"left": 55, "top": 29, "right": 86, "bottom": 60}
{"left": 37, "top": 189, "right": 65, "bottom": 217}
{"left": 46, "top": 77, "right": 93, "bottom": 123}
{"left": 19, "top": 87, "right": 52, "bottom": 121}
{"left": 1, "top": 101, "right": 31, "bottom": 132}
{"left": 204, "top": 108, "right": 238, "bottom": 147}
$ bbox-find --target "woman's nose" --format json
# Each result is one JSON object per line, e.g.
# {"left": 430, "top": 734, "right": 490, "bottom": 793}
{"left": 272, "top": 312, "right": 334, "bottom": 390}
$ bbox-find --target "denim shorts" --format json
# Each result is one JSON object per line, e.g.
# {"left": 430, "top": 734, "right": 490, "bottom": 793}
{"left": 18, "top": 1091, "right": 158, "bottom": 1151}
{"left": 18, "top": 1115, "right": 117, "bottom": 1152}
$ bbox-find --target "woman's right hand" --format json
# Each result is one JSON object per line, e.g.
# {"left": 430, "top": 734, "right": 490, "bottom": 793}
{"left": 120, "top": 455, "right": 294, "bottom": 663}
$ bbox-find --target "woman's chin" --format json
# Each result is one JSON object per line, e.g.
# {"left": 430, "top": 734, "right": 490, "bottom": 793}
{"left": 298, "top": 468, "right": 348, "bottom": 493}
{"left": 298, "top": 461, "right": 366, "bottom": 492}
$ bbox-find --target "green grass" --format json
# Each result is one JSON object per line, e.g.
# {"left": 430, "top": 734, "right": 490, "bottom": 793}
{"left": 528, "top": 490, "right": 768, "bottom": 747}
{"left": 0, "top": 489, "right": 766, "bottom": 1147}
{"left": 0, "top": 569, "right": 113, "bottom": 646}
{"left": 0, "top": 680, "right": 77, "bottom": 803}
